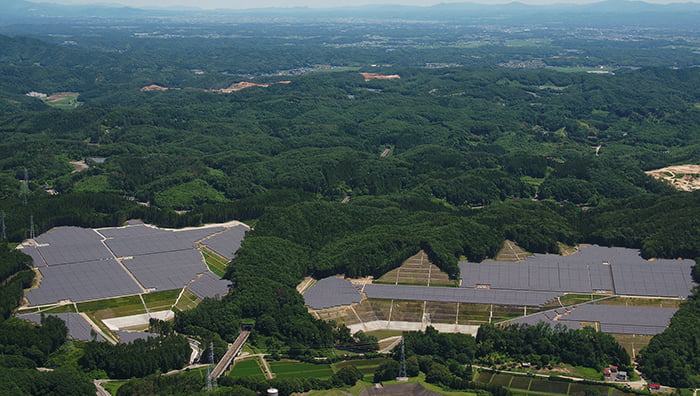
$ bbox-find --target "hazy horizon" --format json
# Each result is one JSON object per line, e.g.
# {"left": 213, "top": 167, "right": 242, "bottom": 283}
{"left": 39, "top": 0, "right": 700, "bottom": 10}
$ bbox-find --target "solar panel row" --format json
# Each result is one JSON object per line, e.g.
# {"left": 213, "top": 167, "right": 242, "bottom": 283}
{"left": 563, "top": 304, "right": 676, "bottom": 327}
{"left": 188, "top": 271, "right": 231, "bottom": 300}
{"left": 510, "top": 304, "right": 677, "bottom": 335}
{"left": 201, "top": 225, "right": 248, "bottom": 260}
{"left": 123, "top": 250, "right": 207, "bottom": 291}
{"left": 23, "top": 259, "right": 143, "bottom": 305}
{"left": 303, "top": 277, "right": 363, "bottom": 309}
{"left": 364, "top": 284, "right": 562, "bottom": 306}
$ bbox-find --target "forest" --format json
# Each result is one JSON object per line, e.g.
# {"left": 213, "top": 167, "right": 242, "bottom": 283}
{"left": 0, "top": 8, "right": 699, "bottom": 394}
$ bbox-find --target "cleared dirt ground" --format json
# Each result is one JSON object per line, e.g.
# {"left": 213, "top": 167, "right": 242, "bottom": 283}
{"left": 360, "top": 72, "right": 401, "bottom": 81}
{"left": 645, "top": 164, "right": 700, "bottom": 191}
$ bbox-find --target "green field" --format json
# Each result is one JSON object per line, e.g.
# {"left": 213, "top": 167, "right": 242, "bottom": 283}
{"left": 73, "top": 289, "right": 182, "bottom": 320}
{"left": 269, "top": 360, "right": 334, "bottom": 379}
{"left": 175, "top": 289, "right": 202, "bottom": 311}
{"left": 333, "top": 357, "right": 385, "bottom": 377}
{"left": 77, "top": 295, "right": 146, "bottom": 320}
{"left": 476, "top": 371, "right": 636, "bottom": 396}
{"left": 229, "top": 358, "right": 266, "bottom": 379}
{"left": 201, "top": 247, "right": 229, "bottom": 277}
{"left": 596, "top": 297, "right": 680, "bottom": 308}
{"left": 142, "top": 289, "right": 181, "bottom": 311}
{"left": 557, "top": 294, "right": 607, "bottom": 306}
{"left": 42, "top": 92, "right": 80, "bottom": 109}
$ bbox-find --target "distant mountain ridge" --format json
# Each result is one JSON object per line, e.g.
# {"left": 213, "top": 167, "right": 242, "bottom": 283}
{"left": 1, "top": 0, "right": 699, "bottom": 25}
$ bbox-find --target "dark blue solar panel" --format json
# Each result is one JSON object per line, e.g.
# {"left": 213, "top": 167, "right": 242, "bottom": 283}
{"left": 188, "top": 271, "right": 231, "bottom": 299}
{"left": 304, "top": 277, "right": 363, "bottom": 309}
{"left": 19, "top": 312, "right": 105, "bottom": 342}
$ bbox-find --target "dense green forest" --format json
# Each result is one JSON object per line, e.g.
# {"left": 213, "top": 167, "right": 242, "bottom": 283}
{"left": 0, "top": 9, "right": 699, "bottom": 394}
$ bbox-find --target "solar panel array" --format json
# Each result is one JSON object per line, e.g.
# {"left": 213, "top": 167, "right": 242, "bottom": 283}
{"left": 201, "top": 225, "right": 248, "bottom": 260}
{"left": 21, "top": 223, "right": 243, "bottom": 306}
{"left": 19, "top": 313, "right": 105, "bottom": 342}
{"left": 24, "top": 259, "right": 143, "bottom": 305}
{"left": 30, "top": 227, "right": 111, "bottom": 267}
{"left": 188, "top": 271, "right": 232, "bottom": 300}
{"left": 511, "top": 311, "right": 582, "bottom": 330}
{"left": 304, "top": 276, "right": 363, "bottom": 309}
{"left": 364, "top": 284, "right": 562, "bottom": 306}
{"left": 105, "top": 233, "right": 191, "bottom": 257}
{"left": 510, "top": 304, "right": 677, "bottom": 335}
{"left": 611, "top": 258, "right": 696, "bottom": 297}
{"left": 565, "top": 304, "right": 676, "bottom": 327}
{"left": 459, "top": 246, "right": 696, "bottom": 297}
{"left": 122, "top": 250, "right": 207, "bottom": 291}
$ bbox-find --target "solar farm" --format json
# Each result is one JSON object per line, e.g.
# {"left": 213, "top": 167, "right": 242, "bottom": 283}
{"left": 303, "top": 246, "right": 696, "bottom": 339}
{"left": 17, "top": 221, "right": 248, "bottom": 343}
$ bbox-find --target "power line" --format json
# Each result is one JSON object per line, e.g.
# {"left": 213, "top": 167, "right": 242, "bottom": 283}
{"left": 22, "top": 167, "right": 29, "bottom": 205}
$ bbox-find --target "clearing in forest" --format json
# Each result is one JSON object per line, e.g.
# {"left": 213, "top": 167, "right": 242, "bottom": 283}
{"left": 360, "top": 72, "right": 401, "bottom": 81}
{"left": 645, "top": 164, "right": 700, "bottom": 191}
{"left": 43, "top": 92, "right": 80, "bottom": 109}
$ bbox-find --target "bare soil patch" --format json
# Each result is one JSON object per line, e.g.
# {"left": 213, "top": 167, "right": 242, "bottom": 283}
{"left": 360, "top": 72, "right": 401, "bottom": 82}
{"left": 69, "top": 160, "right": 88, "bottom": 173}
{"left": 216, "top": 81, "right": 270, "bottom": 92}
{"left": 645, "top": 164, "right": 700, "bottom": 191}
{"left": 141, "top": 81, "right": 289, "bottom": 93}
{"left": 140, "top": 84, "right": 171, "bottom": 91}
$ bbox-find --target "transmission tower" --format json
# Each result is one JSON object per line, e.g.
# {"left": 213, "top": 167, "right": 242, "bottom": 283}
{"left": 29, "top": 215, "right": 35, "bottom": 240}
{"left": 397, "top": 337, "right": 408, "bottom": 381}
{"left": 206, "top": 341, "right": 217, "bottom": 391}
{"left": 1, "top": 211, "right": 6, "bottom": 241}
{"left": 21, "top": 167, "right": 29, "bottom": 205}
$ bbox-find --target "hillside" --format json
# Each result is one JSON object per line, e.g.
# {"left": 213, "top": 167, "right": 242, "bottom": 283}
{"left": 0, "top": 8, "right": 698, "bottom": 394}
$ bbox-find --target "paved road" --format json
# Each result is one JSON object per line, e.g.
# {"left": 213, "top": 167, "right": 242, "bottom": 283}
{"left": 94, "top": 379, "right": 111, "bottom": 396}
{"left": 378, "top": 336, "right": 403, "bottom": 354}
{"left": 209, "top": 330, "right": 250, "bottom": 379}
